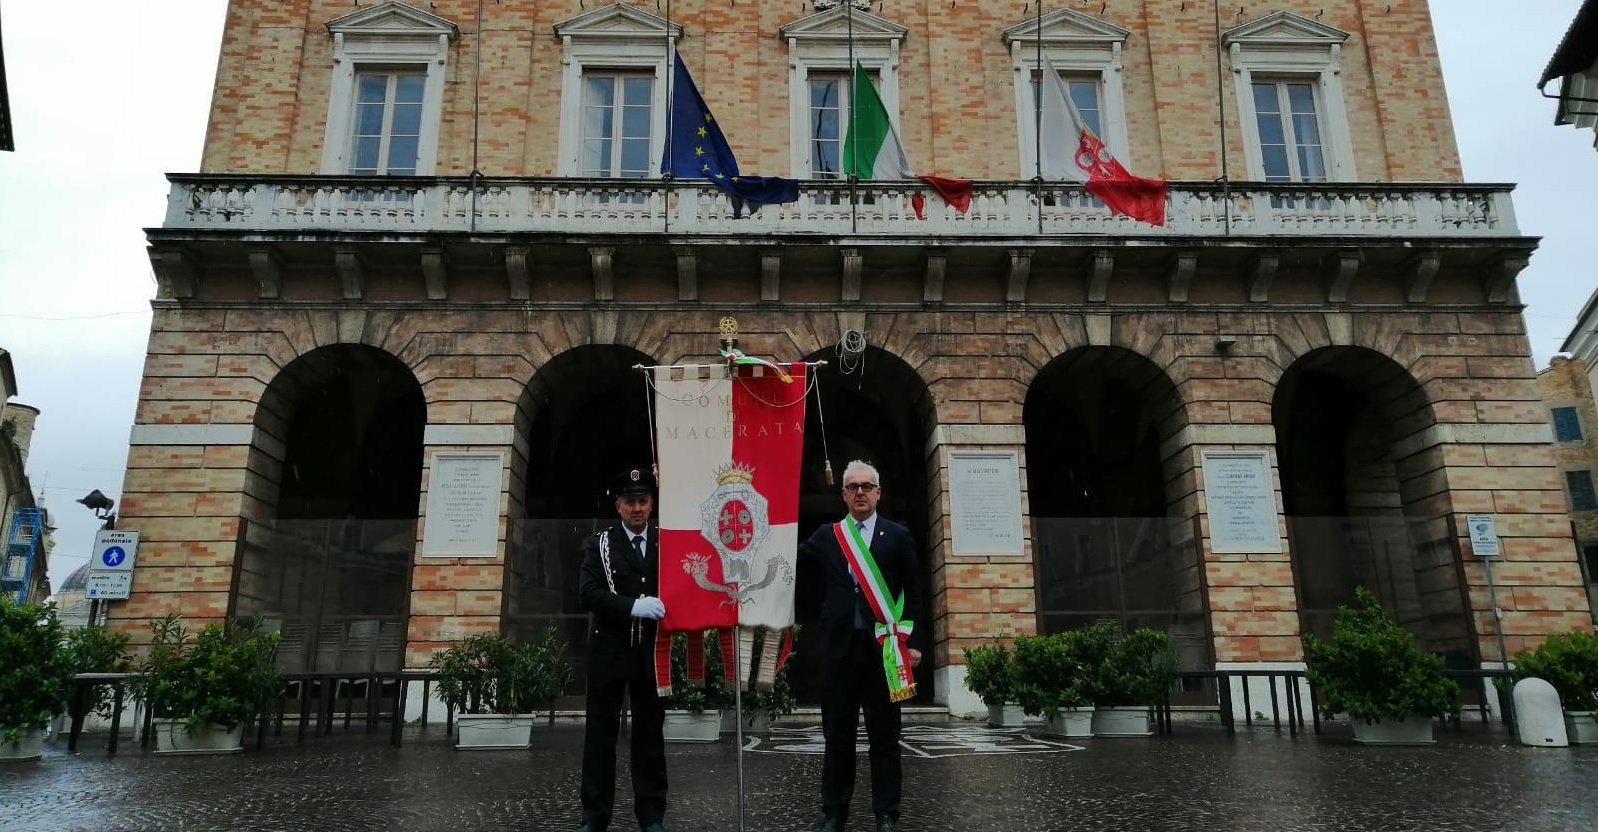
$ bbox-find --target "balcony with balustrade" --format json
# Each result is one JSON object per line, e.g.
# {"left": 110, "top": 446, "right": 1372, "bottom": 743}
{"left": 147, "top": 175, "right": 1532, "bottom": 307}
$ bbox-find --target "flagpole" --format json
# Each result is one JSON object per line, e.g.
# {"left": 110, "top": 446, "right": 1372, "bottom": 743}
{"left": 662, "top": 0, "right": 674, "bottom": 234}
{"left": 846, "top": 1, "right": 858, "bottom": 235}
{"left": 734, "top": 628, "right": 746, "bottom": 832}
{"left": 1213, "top": 0, "right": 1231, "bottom": 235}
{"left": 1034, "top": 2, "right": 1044, "bottom": 236}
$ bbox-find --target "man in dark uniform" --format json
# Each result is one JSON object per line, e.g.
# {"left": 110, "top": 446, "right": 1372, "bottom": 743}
{"left": 574, "top": 466, "right": 668, "bottom": 832}
{"left": 798, "top": 460, "right": 924, "bottom": 832}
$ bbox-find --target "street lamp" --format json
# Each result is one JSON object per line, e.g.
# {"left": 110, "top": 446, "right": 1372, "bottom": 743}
{"left": 76, "top": 490, "right": 116, "bottom": 530}
{"left": 76, "top": 490, "right": 117, "bottom": 627}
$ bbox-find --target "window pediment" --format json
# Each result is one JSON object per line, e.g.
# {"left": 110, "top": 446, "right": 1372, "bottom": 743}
{"left": 778, "top": 7, "right": 908, "bottom": 46}
{"left": 553, "top": 3, "right": 683, "bottom": 44}
{"left": 1001, "top": 8, "right": 1130, "bottom": 47}
{"left": 325, "top": 1, "right": 460, "bottom": 38}
{"left": 1223, "top": 11, "right": 1349, "bottom": 49}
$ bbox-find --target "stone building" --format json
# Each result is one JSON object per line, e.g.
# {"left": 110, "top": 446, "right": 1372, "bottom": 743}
{"left": 2, "top": 382, "right": 52, "bottom": 605}
{"left": 116, "top": 0, "right": 1591, "bottom": 713}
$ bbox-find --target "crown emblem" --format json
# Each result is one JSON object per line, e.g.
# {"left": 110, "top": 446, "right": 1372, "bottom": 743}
{"left": 713, "top": 462, "right": 755, "bottom": 485}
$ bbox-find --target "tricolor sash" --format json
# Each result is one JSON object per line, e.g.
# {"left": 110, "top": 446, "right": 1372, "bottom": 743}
{"left": 833, "top": 518, "right": 917, "bottom": 703}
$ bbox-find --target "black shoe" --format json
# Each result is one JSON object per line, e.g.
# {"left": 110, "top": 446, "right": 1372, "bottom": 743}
{"left": 574, "top": 823, "right": 605, "bottom": 832}
{"left": 820, "top": 819, "right": 846, "bottom": 832}
{"left": 640, "top": 823, "right": 667, "bottom": 832}
{"left": 875, "top": 816, "right": 898, "bottom": 832}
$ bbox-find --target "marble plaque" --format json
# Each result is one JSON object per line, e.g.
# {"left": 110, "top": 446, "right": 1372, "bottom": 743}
{"left": 949, "top": 451, "right": 1025, "bottom": 556}
{"left": 1200, "top": 450, "right": 1282, "bottom": 554}
{"left": 421, "top": 451, "right": 504, "bottom": 558}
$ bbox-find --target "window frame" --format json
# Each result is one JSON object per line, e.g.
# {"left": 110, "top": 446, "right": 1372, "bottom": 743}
{"left": 553, "top": 6, "right": 679, "bottom": 178}
{"left": 1002, "top": 8, "right": 1132, "bottom": 179}
{"left": 1223, "top": 11, "right": 1356, "bottom": 183}
{"left": 347, "top": 69, "right": 429, "bottom": 177}
{"left": 779, "top": 7, "right": 907, "bottom": 179}
{"left": 1553, "top": 406, "right": 1585, "bottom": 443}
{"left": 1248, "top": 77, "right": 1330, "bottom": 183}
{"left": 320, "top": 4, "right": 457, "bottom": 176}
{"left": 577, "top": 70, "right": 659, "bottom": 179}
{"left": 1566, "top": 469, "right": 1598, "bottom": 512}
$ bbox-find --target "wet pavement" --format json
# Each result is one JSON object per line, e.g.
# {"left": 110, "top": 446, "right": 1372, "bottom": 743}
{"left": 4, "top": 721, "right": 1597, "bottom": 832}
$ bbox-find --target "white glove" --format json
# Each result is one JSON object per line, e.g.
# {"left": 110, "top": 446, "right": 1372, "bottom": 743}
{"left": 631, "top": 597, "right": 666, "bottom": 620}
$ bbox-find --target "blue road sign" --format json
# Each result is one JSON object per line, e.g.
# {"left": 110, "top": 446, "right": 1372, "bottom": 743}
{"left": 101, "top": 546, "right": 127, "bottom": 568}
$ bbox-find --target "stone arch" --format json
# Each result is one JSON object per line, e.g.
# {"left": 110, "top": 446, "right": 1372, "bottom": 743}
{"left": 791, "top": 344, "right": 938, "bottom": 703}
{"left": 1022, "top": 346, "right": 1203, "bottom": 656}
{"left": 1273, "top": 345, "right": 1472, "bottom": 662}
{"left": 237, "top": 343, "right": 426, "bottom": 672}
{"left": 503, "top": 343, "right": 657, "bottom": 686}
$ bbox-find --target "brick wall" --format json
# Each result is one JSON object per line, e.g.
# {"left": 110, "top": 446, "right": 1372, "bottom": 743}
{"left": 200, "top": 0, "right": 1462, "bottom": 182}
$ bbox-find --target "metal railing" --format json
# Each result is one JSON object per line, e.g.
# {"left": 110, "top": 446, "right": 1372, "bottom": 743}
{"left": 1152, "top": 666, "right": 1518, "bottom": 737}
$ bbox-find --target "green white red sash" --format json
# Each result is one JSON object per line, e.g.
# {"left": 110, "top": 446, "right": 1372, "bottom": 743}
{"left": 833, "top": 518, "right": 917, "bottom": 703}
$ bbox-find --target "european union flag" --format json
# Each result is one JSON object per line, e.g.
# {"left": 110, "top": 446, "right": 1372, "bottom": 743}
{"left": 663, "top": 53, "right": 798, "bottom": 214}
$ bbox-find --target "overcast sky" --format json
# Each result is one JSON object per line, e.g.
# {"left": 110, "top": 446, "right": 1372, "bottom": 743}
{"left": 0, "top": 1, "right": 1592, "bottom": 592}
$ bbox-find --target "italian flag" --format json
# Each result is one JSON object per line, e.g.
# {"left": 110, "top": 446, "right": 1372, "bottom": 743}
{"left": 842, "top": 63, "right": 972, "bottom": 219}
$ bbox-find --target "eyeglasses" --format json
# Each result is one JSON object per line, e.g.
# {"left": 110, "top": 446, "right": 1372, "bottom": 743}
{"left": 842, "top": 482, "right": 879, "bottom": 493}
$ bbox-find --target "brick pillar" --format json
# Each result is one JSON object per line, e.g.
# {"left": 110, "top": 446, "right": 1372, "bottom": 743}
{"left": 406, "top": 417, "right": 519, "bottom": 668}
{"left": 926, "top": 424, "right": 1036, "bottom": 719}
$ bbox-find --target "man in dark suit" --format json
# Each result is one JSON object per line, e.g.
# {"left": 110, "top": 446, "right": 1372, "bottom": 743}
{"left": 574, "top": 466, "right": 668, "bottom": 832}
{"left": 799, "top": 460, "right": 924, "bottom": 832}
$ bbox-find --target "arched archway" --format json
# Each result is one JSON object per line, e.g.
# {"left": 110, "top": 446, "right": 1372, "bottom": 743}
{"left": 1022, "top": 347, "right": 1207, "bottom": 667}
{"left": 504, "top": 345, "right": 656, "bottom": 689}
{"left": 792, "top": 346, "right": 938, "bottom": 703}
{"left": 237, "top": 344, "right": 425, "bottom": 672}
{"left": 1274, "top": 346, "right": 1473, "bottom": 662}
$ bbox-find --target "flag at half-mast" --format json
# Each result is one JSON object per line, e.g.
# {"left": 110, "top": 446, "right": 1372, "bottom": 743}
{"left": 1037, "top": 54, "right": 1168, "bottom": 226}
{"left": 842, "top": 62, "right": 973, "bottom": 220}
{"left": 652, "top": 361, "right": 807, "bottom": 635}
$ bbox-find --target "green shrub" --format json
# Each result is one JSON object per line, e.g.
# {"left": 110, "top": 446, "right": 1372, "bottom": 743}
{"left": 63, "top": 625, "right": 133, "bottom": 720}
{"left": 666, "top": 630, "right": 735, "bottom": 714}
{"left": 962, "top": 642, "right": 1013, "bottom": 707}
{"left": 1085, "top": 627, "right": 1178, "bottom": 707}
{"left": 1513, "top": 630, "right": 1598, "bottom": 712}
{"left": 1302, "top": 587, "right": 1460, "bottom": 724}
{"left": 0, "top": 600, "right": 72, "bottom": 742}
{"left": 135, "top": 614, "right": 284, "bottom": 732}
{"left": 1009, "top": 627, "right": 1106, "bottom": 715}
{"left": 431, "top": 628, "right": 571, "bottom": 715}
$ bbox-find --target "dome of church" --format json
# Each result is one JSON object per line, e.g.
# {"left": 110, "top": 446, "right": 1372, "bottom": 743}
{"left": 59, "top": 562, "right": 93, "bottom": 593}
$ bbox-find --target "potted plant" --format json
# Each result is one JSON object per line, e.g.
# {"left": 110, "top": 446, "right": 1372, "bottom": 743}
{"left": 1012, "top": 629, "right": 1100, "bottom": 738}
{"left": 137, "top": 614, "right": 283, "bottom": 754}
{"left": 0, "top": 600, "right": 72, "bottom": 762}
{"left": 665, "top": 630, "right": 726, "bottom": 742}
{"left": 57, "top": 625, "right": 133, "bottom": 738}
{"left": 1303, "top": 587, "right": 1460, "bottom": 744}
{"left": 431, "top": 628, "right": 571, "bottom": 750}
{"left": 1083, "top": 627, "right": 1177, "bottom": 737}
{"left": 1512, "top": 630, "right": 1598, "bottom": 744}
{"left": 964, "top": 642, "right": 1023, "bottom": 727}
{"left": 718, "top": 629, "right": 799, "bottom": 734}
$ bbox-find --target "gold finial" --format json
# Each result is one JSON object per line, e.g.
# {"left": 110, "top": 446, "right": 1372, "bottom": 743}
{"left": 719, "top": 316, "right": 739, "bottom": 350}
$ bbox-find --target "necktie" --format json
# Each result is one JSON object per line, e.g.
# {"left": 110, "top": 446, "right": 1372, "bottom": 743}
{"left": 632, "top": 535, "right": 646, "bottom": 563}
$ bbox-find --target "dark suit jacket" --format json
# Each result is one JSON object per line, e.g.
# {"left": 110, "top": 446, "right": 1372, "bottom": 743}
{"left": 799, "top": 516, "right": 926, "bottom": 661}
{"left": 578, "top": 523, "right": 660, "bottom": 677}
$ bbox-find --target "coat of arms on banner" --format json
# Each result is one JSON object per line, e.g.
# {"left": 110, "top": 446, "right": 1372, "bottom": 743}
{"left": 684, "top": 462, "right": 790, "bottom": 604}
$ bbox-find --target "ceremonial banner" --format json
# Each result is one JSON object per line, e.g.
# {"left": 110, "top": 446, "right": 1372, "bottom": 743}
{"left": 654, "top": 364, "right": 807, "bottom": 632}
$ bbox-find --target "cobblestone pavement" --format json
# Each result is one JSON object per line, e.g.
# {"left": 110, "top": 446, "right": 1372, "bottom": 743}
{"left": 4, "top": 722, "right": 1597, "bottom": 832}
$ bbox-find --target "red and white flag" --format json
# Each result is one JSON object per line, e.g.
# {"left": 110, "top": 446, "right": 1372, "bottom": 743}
{"left": 1038, "top": 54, "right": 1167, "bottom": 226}
{"left": 653, "top": 363, "right": 807, "bottom": 633}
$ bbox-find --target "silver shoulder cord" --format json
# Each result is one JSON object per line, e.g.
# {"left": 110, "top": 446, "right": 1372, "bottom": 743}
{"left": 598, "top": 529, "right": 618, "bottom": 594}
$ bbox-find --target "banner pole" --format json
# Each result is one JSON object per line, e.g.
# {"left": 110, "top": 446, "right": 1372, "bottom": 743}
{"left": 735, "top": 629, "right": 746, "bottom": 832}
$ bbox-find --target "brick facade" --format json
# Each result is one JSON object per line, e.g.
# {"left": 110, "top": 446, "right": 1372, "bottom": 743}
{"left": 113, "top": 0, "right": 1592, "bottom": 710}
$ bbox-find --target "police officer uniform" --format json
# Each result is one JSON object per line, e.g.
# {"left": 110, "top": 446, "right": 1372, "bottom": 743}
{"left": 576, "top": 467, "right": 667, "bottom": 832}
